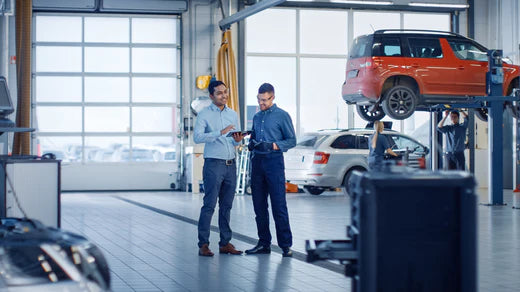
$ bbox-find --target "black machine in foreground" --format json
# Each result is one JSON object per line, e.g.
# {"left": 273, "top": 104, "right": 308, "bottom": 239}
{"left": 0, "top": 217, "right": 111, "bottom": 291}
{"left": 306, "top": 170, "right": 477, "bottom": 292}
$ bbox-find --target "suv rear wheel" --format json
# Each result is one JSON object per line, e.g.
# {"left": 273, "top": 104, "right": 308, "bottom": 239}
{"left": 356, "top": 104, "right": 386, "bottom": 122}
{"left": 381, "top": 86, "right": 417, "bottom": 120}
{"left": 303, "top": 186, "right": 325, "bottom": 195}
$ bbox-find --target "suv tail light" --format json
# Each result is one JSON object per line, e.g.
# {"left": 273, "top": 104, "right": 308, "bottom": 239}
{"left": 370, "top": 57, "right": 382, "bottom": 69}
{"left": 313, "top": 152, "right": 330, "bottom": 164}
{"left": 418, "top": 157, "right": 426, "bottom": 169}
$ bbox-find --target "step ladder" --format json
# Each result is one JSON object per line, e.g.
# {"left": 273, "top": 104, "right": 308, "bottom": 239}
{"left": 235, "top": 138, "right": 251, "bottom": 195}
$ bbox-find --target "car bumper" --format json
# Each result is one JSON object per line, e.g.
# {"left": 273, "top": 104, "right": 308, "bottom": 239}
{"left": 341, "top": 74, "right": 380, "bottom": 104}
{"left": 286, "top": 169, "right": 341, "bottom": 188}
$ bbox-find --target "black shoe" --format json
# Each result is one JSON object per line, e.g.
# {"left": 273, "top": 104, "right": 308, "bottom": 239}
{"left": 245, "top": 244, "right": 271, "bottom": 255}
{"left": 282, "top": 247, "right": 293, "bottom": 257}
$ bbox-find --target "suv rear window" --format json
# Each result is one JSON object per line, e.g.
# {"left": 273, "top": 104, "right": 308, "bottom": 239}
{"left": 373, "top": 37, "right": 402, "bottom": 57}
{"left": 349, "top": 35, "right": 373, "bottom": 59}
{"left": 297, "top": 135, "right": 327, "bottom": 147}
{"left": 408, "top": 38, "right": 443, "bottom": 58}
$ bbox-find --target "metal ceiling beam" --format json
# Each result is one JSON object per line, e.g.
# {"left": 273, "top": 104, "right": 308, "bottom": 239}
{"left": 219, "top": 0, "right": 285, "bottom": 31}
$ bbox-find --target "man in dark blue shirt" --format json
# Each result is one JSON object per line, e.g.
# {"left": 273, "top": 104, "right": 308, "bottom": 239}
{"left": 245, "top": 83, "right": 296, "bottom": 257}
{"left": 437, "top": 110, "right": 468, "bottom": 170}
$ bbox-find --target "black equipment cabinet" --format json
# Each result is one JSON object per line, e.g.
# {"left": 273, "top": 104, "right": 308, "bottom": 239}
{"left": 307, "top": 170, "right": 477, "bottom": 292}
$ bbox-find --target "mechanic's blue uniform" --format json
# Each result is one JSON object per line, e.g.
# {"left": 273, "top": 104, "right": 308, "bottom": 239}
{"left": 249, "top": 104, "right": 296, "bottom": 249}
{"left": 437, "top": 119, "right": 468, "bottom": 170}
{"left": 193, "top": 103, "right": 240, "bottom": 248}
{"left": 368, "top": 133, "right": 392, "bottom": 171}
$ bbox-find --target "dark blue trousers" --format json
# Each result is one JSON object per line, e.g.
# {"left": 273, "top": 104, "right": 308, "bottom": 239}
{"left": 447, "top": 151, "right": 465, "bottom": 170}
{"left": 198, "top": 158, "right": 236, "bottom": 248}
{"left": 251, "top": 153, "right": 292, "bottom": 248}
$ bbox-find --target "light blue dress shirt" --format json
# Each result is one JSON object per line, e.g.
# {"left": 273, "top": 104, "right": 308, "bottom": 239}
{"left": 193, "top": 103, "right": 240, "bottom": 160}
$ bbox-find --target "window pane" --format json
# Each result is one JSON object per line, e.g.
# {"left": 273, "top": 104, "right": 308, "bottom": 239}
{"left": 85, "top": 107, "right": 129, "bottom": 132}
{"left": 246, "top": 56, "right": 297, "bottom": 129}
{"left": 132, "top": 107, "right": 173, "bottom": 132}
{"left": 353, "top": 12, "right": 400, "bottom": 38}
{"left": 132, "top": 77, "right": 177, "bottom": 103}
{"left": 85, "top": 47, "right": 129, "bottom": 73}
{"left": 39, "top": 136, "right": 82, "bottom": 162}
{"left": 36, "top": 76, "right": 82, "bottom": 102}
{"left": 300, "top": 10, "right": 347, "bottom": 55}
{"left": 246, "top": 9, "right": 296, "bottom": 54}
{"left": 374, "top": 37, "right": 402, "bottom": 57}
{"left": 404, "top": 13, "right": 450, "bottom": 31}
{"left": 132, "top": 48, "right": 176, "bottom": 73}
{"left": 36, "top": 107, "right": 82, "bottom": 132}
{"left": 85, "top": 17, "right": 129, "bottom": 43}
{"left": 408, "top": 38, "right": 443, "bottom": 58}
{"left": 36, "top": 46, "right": 82, "bottom": 72}
{"left": 133, "top": 136, "right": 176, "bottom": 161}
{"left": 300, "top": 58, "right": 347, "bottom": 133}
{"left": 85, "top": 137, "right": 129, "bottom": 162}
{"left": 132, "top": 18, "right": 176, "bottom": 44}
{"left": 330, "top": 135, "right": 355, "bottom": 149}
{"left": 85, "top": 77, "right": 129, "bottom": 102}
{"left": 448, "top": 41, "right": 487, "bottom": 61}
{"left": 36, "top": 16, "right": 82, "bottom": 43}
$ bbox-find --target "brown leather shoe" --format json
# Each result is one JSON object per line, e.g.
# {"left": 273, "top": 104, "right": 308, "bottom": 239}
{"left": 219, "top": 243, "right": 243, "bottom": 255}
{"left": 199, "top": 244, "right": 214, "bottom": 257}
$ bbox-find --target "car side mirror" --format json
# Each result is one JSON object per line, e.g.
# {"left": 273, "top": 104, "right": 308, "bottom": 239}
{"left": 424, "top": 146, "right": 430, "bottom": 155}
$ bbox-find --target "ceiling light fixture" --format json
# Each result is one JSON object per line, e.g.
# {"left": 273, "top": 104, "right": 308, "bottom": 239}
{"left": 408, "top": 2, "right": 469, "bottom": 9}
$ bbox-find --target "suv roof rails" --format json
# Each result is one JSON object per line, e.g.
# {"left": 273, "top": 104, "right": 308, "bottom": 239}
{"left": 374, "top": 29, "right": 464, "bottom": 38}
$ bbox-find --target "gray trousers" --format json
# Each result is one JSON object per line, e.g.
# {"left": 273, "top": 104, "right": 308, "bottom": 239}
{"left": 198, "top": 158, "right": 237, "bottom": 248}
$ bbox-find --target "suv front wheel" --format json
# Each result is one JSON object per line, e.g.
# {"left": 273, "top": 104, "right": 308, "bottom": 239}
{"left": 382, "top": 85, "right": 417, "bottom": 120}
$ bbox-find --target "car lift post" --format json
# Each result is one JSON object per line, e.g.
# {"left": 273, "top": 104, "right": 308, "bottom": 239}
{"left": 486, "top": 50, "right": 505, "bottom": 205}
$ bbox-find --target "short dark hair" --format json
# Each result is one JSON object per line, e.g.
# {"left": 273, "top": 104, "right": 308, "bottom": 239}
{"left": 208, "top": 80, "right": 226, "bottom": 96}
{"left": 450, "top": 110, "right": 460, "bottom": 118}
{"left": 258, "top": 83, "right": 275, "bottom": 94}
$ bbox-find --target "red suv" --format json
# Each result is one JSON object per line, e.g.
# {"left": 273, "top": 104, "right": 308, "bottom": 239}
{"left": 342, "top": 30, "right": 520, "bottom": 121}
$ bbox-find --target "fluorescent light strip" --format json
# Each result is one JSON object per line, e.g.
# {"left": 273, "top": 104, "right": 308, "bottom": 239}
{"left": 286, "top": 0, "right": 394, "bottom": 4}
{"left": 408, "top": 2, "right": 469, "bottom": 8}
{"left": 329, "top": 0, "right": 394, "bottom": 4}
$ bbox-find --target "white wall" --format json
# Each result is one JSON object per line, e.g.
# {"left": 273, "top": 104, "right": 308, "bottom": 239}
{"left": 474, "top": 0, "right": 520, "bottom": 63}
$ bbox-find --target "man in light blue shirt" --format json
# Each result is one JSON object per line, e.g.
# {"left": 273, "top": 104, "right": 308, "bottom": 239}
{"left": 194, "top": 80, "right": 244, "bottom": 256}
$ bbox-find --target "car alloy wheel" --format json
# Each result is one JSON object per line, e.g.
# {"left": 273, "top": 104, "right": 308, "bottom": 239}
{"left": 382, "top": 86, "right": 417, "bottom": 120}
{"left": 356, "top": 104, "right": 386, "bottom": 122}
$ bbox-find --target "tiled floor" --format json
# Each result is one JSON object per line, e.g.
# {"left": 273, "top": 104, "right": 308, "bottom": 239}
{"left": 61, "top": 189, "right": 520, "bottom": 292}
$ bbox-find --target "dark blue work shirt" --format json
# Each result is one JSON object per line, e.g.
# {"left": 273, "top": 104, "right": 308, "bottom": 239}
{"left": 368, "top": 133, "right": 391, "bottom": 164}
{"left": 438, "top": 119, "right": 468, "bottom": 152}
{"left": 251, "top": 104, "right": 296, "bottom": 155}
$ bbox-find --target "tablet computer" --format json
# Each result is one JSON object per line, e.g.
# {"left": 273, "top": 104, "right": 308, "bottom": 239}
{"left": 226, "top": 130, "right": 252, "bottom": 137}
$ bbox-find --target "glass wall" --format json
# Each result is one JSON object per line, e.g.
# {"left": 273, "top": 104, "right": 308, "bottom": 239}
{"left": 33, "top": 14, "right": 179, "bottom": 163}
